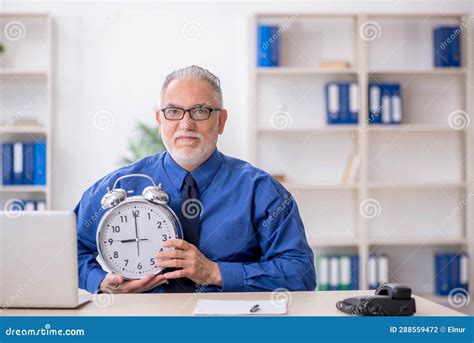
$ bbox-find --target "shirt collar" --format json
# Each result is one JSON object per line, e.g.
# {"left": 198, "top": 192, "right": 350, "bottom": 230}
{"left": 163, "top": 148, "right": 222, "bottom": 194}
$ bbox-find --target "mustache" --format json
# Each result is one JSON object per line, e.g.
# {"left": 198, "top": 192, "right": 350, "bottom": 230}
{"left": 173, "top": 131, "right": 204, "bottom": 140}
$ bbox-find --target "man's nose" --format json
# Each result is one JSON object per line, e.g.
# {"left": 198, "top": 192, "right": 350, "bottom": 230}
{"left": 179, "top": 111, "right": 195, "bottom": 130}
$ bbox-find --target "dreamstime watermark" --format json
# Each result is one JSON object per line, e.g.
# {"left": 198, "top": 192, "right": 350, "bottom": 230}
{"left": 4, "top": 324, "right": 85, "bottom": 337}
{"left": 261, "top": 14, "right": 300, "bottom": 50}
{"left": 439, "top": 193, "right": 473, "bottom": 230}
{"left": 3, "top": 198, "right": 25, "bottom": 219}
{"left": 262, "top": 194, "right": 294, "bottom": 227}
{"left": 83, "top": 206, "right": 106, "bottom": 228}
{"left": 93, "top": 110, "right": 114, "bottom": 130}
{"left": 177, "top": 279, "right": 211, "bottom": 314}
{"left": 359, "top": 21, "right": 381, "bottom": 42}
{"left": 270, "top": 287, "right": 292, "bottom": 308}
{"left": 352, "top": 103, "right": 387, "bottom": 139}
{"left": 359, "top": 198, "right": 382, "bottom": 219}
{"left": 0, "top": 101, "right": 33, "bottom": 134}
{"left": 448, "top": 287, "right": 470, "bottom": 308}
{"left": 92, "top": 288, "right": 115, "bottom": 308}
{"left": 181, "top": 21, "right": 203, "bottom": 40}
{"left": 4, "top": 21, "right": 26, "bottom": 41}
{"left": 0, "top": 278, "right": 35, "bottom": 313}
{"left": 270, "top": 107, "right": 292, "bottom": 130}
{"left": 448, "top": 110, "right": 470, "bottom": 130}
{"left": 181, "top": 198, "right": 203, "bottom": 219}
{"left": 440, "top": 16, "right": 474, "bottom": 50}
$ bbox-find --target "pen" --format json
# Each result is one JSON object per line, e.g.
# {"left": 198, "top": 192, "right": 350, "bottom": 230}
{"left": 250, "top": 304, "right": 260, "bottom": 313}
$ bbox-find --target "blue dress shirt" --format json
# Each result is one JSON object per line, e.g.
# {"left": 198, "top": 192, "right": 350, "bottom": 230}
{"left": 74, "top": 149, "right": 316, "bottom": 293}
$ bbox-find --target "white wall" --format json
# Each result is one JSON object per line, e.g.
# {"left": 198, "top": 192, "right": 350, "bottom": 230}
{"left": 2, "top": 0, "right": 473, "bottom": 210}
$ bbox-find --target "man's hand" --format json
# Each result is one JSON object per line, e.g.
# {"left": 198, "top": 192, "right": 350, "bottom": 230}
{"left": 99, "top": 272, "right": 168, "bottom": 293}
{"left": 155, "top": 239, "right": 222, "bottom": 287}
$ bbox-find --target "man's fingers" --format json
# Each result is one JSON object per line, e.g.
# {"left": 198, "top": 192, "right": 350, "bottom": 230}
{"left": 162, "top": 269, "right": 187, "bottom": 280}
{"left": 121, "top": 274, "right": 154, "bottom": 292}
{"left": 163, "top": 239, "right": 191, "bottom": 250}
{"left": 155, "top": 248, "right": 186, "bottom": 260}
{"left": 108, "top": 274, "right": 124, "bottom": 285}
{"left": 156, "top": 258, "right": 187, "bottom": 269}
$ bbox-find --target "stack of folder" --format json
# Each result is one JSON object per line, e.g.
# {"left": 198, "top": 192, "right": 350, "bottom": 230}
{"left": 1, "top": 141, "right": 46, "bottom": 185}
{"left": 368, "top": 254, "right": 389, "bottom": 290}
{"left": 368, "top": 83, "right": 403, "bottom": 124}
{"left": 325, "top": 82, "right": 359, "bottom": 124}
{"left": 5, "top": 199, "right": 46, "bottom": 211}
{"left": 435, "top": 253, "right": 468, "bottom": 296}
{"left": 317, "top": 255, "right": 359, "bottom": 290}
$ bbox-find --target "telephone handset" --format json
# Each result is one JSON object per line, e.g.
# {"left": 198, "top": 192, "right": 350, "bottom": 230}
{"left": 336, "top": 283, "right": 416, "bottom": 316}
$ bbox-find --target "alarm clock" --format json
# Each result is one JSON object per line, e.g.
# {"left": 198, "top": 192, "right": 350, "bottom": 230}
{"left": 96, "top": 173, "right": 183, "bottom": 279}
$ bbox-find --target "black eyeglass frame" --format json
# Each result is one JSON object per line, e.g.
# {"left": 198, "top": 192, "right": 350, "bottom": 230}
{"left": 160, "top": 106, "right": 222, "bottom": 121}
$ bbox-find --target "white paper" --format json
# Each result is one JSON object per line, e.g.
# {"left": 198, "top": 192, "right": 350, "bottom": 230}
{"left": 193, "top": 299, "right": 287, "bottom": 315}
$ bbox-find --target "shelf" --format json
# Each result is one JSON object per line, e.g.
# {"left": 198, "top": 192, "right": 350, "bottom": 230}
{"left": 369, "top": 68, "right": 467, "bottom": 76}
{"left": 368, "top": 182, "right": 466, "bottom": 189}
{"left": 255, "top": 67, "right": 357, "bottom": 75}
{"left": 369, "top": 238, "right": 466, "bottom": 246}
{"left": 284, "top": 183, "right": 358, "bottom": 191}
{"left": 0, "top": 12, "right": 50, "bottom": 18}
{"left": 257, "top": 126, "right": 358, "bottom": 134}
{"left": 367, "top": 124, "right": 463, "bottom": 132}
{"left": 0, "top": 69, "right": 49, "bottom": 77}
{"left": 0, "top": 126, "right": 47, "bottom": 134}
{"left": 0, "top": 185, "right": 48, "bottom": 193}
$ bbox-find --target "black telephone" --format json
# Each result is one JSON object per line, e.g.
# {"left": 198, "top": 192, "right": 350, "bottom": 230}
{"left": 336, "top": 283, "right": 416, "bottom": 316}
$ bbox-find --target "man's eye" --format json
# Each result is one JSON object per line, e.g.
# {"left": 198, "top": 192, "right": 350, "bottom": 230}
{"left": 167, "top": 109, "right": 180, "bottom": 115}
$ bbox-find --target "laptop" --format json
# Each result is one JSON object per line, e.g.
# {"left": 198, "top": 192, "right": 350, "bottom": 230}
{"left": 0, "top": 211, "right": 91, "bottom": 309}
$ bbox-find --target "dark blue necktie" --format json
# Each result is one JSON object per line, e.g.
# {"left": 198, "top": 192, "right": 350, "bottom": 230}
{"left": 163, "top": 173, "right": 201, "bottom": 292}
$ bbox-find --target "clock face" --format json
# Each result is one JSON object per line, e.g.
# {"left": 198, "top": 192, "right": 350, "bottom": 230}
{"left": 97, "top": 198, "right": 181, "bottom": 279}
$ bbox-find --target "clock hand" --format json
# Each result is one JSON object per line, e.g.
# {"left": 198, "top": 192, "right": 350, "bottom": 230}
{"left": 134, "top": 215, "right": 140, "bottom": 257}
{"left": 120, "top": 238, "right": 149, "bottom": 243}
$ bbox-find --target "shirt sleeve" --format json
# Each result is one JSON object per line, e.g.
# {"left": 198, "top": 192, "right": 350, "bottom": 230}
{"left": 217, "top": 178, "right": 317, "bottom": 292}
{"left": 74, "top": 189, "right": 108, "bottom": 294}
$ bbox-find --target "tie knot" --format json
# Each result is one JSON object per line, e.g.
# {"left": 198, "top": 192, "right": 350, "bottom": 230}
{"left": 184, "top": 173, "right": 197, "bottom": 188}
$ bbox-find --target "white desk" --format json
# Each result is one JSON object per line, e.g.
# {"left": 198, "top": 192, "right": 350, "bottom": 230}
{"left": 1, "top": 290, "right": 465, "bottom": 316}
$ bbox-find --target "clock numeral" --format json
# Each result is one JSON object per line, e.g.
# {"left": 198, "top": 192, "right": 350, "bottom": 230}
{"left": 132, "top": 210, "right": 140, "bottom": 218}
{"left": 108, "top": 238, "right": 113, "bottom": 245}
{"left": 112, "top": 225, "right": 120, "bottom": 233}
{"left": 162, "top": 234, "right": 168, "bottom": 242}
{"left": 120, "top": 215, "right": 128, "bottom": 223}
{"left": 124, "top": 259, "right": 129, "bottom": 266}
{"left": 137, "top": 263, "right": 143, "bottom": 270}
{"left": 150, "top": 258, "right": 155, "bottom": 266}
{"left": 113, "top": 251, "right": 119, "bottom": 258}
{"left": 157, "top": 221, "right": 162, "bottom": 229}
{"left": 147, "top": 213, "right": 151, "bottom": 220}
{"left": 158, "top": 248, "right": 164, "bottom": 253}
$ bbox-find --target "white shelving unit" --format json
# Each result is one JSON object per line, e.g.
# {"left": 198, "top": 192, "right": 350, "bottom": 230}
{"left": 0, "top": 12, "right": 53, "bottom": 209}
{"left": 249, "top": 12, "right": 473, "bottom": 302}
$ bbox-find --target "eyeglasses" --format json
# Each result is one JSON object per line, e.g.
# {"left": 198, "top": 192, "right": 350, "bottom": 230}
{"left": 160, "top": 106, "right": 221, "bottom": 121}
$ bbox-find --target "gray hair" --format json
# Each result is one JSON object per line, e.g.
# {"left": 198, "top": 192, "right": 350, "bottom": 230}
{"left": 160, "top": 65, "right": 223, "bottom": 107}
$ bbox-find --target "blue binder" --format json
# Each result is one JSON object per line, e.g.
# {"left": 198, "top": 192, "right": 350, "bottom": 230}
{"left": 325, "top": 82, "right": 340, "bottom": 124}
{"left": 435, "top": 253, "right": 451, "bottom": 296}
{"left": 33, "top": 141, "right": 46, "bottom": 185}
{"left": 368, "top": 83, "right": 382, "bottom": 124}
{"left": 350, "top": 255, "right": 359, "bottom": 290}
{"left": 434, "top": 27, "right": 461, "bottom": 68}
{"left": 257, "top": 25, "right": 280, "bottom": 67}
{"left": 2, "top": 143, "right": 14, "bottom": 185}
{"left": 23, "top": 143, "right": 35, "bottom": 185}
{"left": 13, "top": 142, "right": 23, "bottom": 184}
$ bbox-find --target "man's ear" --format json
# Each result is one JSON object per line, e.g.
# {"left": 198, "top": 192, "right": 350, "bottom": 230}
{"left": 218, "top": 110, "right": 228, "bottom": 134}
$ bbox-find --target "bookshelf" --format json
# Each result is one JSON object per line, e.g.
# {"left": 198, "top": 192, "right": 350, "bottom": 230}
{"left": 0, "top": 13, "right": 53, "bottom": 209}
{"left": 249, "top": 12, "right": 473, "bottom": 303}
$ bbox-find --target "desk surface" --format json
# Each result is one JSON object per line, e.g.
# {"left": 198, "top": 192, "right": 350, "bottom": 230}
{"left": 1, "top": 291, "right": 465, "bottom": 316}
